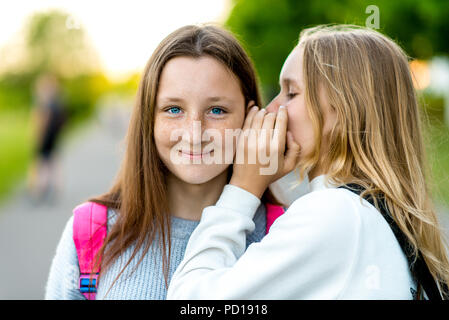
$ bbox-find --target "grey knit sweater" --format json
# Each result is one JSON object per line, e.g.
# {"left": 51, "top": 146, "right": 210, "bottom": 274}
{"left": 45, "top": 204, "right": 267, "bottom": 300}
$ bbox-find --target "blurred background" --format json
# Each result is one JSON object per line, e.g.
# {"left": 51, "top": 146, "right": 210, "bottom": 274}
{"left": 0, "top": 0, "right": 448, "bottom": 299}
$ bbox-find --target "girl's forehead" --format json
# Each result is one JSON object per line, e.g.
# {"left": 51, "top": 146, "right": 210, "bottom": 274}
{"left": 160, "top": 57, "right": 238, "bottom": 85}
{"left": 279, "top": 47, "right": 302, "bottom": 86}
{"left": 157, "top": 56, "right": 244, "bottom": 101}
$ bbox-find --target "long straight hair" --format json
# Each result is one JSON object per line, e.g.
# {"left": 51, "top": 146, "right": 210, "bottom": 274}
{"left": 87, "top": 24, "right": 279, "bottom": 295}
{"left": 295, "top": 24, "right": 449, "bottom": 298}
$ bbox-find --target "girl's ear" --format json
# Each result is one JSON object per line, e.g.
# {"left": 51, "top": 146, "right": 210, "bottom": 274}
{"left": 246, "top": 100, "right": 256, "bottom": 114}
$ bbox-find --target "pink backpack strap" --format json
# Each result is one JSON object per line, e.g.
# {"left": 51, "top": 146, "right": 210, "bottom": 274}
{"left": 73, "top": 202, "right": 108, "bottom": 300}
{"left": 265, "top": 203, "right": 285, "bottom": 234}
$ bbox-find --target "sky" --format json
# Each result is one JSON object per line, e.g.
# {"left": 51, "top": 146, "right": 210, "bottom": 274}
{"left": 0, "top": 0, "right": 231, "bottom": 80}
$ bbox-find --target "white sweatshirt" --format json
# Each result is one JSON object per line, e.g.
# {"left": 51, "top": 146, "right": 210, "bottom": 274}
{"left": 167, "top": 174, "right": 417, "bottom": 299}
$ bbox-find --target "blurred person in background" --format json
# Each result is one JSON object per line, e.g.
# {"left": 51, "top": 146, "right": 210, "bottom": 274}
{"left": 27, "top": 73, "right": 67, "bottom": 203}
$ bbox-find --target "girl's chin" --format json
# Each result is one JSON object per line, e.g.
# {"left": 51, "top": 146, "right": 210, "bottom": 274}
{"left": 170, "top": 165, "right": 229, "bottom": 185}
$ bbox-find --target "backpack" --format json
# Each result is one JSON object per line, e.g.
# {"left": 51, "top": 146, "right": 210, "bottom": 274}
{"left": 72, "top": 202, "right": 108, "bottom": 300}
{"left": 72, "top": 201, "right": 285, "bottom": 300}
{"left": 339, "top": 183, "right": 447, "bottom": 300}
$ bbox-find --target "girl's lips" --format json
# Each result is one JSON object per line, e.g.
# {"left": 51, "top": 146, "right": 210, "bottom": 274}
{"left": 179, "top": 150, "right": 213, "bottom": 159}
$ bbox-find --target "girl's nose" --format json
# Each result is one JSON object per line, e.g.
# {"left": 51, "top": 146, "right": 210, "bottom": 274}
{"left": 184, "top": 119, "right": 203, "bottom": 146}
{"left": 266, "top": 99, "right": 280, "bottom": 113}
{"left": 181, "top": 111, "right": 205, "bottom": 146}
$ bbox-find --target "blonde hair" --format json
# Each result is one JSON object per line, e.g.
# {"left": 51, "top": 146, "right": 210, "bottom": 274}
{"left": 296, "top": 24, "right": 449, "bottom": 298}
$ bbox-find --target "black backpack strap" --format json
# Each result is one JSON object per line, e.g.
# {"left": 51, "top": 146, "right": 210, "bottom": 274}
{"left": 339, "top": 183, "right": 445, "bottom": 300}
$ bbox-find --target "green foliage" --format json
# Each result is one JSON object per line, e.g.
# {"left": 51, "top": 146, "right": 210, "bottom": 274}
{"left": 421, "top": 91, "right": 445, "bottom": 120}
{"left": 61, "top": 73, "right": 111, "bottom": 125}
{"left": 23, "top": 10, "right": 99, "bottom": 77}
{"left": 423, "top": 118, "right": 449, "bottom": 206}
{"left": 226, "top": 0, "right": 449, "bottom": 101}
{"left": 226, "top": 0, "right": 449, "bottom": 204}
{"left": 110, "top": 73, "right": 141, "bottom": 97}
{"left": 0, "top": 10, "right": 110, "bottom": 120}
{"left": 0, "top": 10, "right": 115, "bottom": 200}
{"left": 0, "top": 110, "right": 33, "bottom": 203}
{"left": 419, "top": 91, "right": 449, "bottom": 204}
{"left": 0, "top": 74, "right": 34, "bottom": 111}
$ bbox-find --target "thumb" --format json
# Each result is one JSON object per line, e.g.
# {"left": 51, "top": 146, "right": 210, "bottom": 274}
{"left": 282, "top": 131, "right": 301, "bottom": 173}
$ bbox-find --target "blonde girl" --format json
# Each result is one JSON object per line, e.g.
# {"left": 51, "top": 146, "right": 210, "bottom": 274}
{"left": 167, "top": 25, "right": 449, "bottom": 299}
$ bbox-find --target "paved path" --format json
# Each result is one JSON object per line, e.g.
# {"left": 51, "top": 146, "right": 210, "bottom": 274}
{"left": 0, "top": 106, "right": 129, "bottom": 299}
{"left": 0, "top": 104, "right": 448, "bottom": 299}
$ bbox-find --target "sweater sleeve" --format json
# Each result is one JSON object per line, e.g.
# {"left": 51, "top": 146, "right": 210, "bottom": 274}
{"left": 166, "top": 185, "right": 361, "bottom": 299}
{"left": 45, "top": 215, "right": 86, "bottom": 300}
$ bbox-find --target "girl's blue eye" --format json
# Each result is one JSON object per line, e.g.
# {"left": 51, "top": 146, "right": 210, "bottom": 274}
{"left": 167, "top": 106, "right": 181, "bottom": 114}
{"left": 210, "top": 107, "right": 225, "bottom": 115}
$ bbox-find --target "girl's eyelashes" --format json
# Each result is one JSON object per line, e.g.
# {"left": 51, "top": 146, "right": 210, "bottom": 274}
{"left": 280, "top": 84, "right": 299, "bottom": 100}
{"left": 287, "top": 92, "right": 298, "bottom": 99}
{"left": 208, "top": 106, "right": 227, "bottom": 116}
{"left": 162, "top": 106, "right": 227, "bottom": 116}
{"left": 165, "top": 106, "right": 183, "bottom": 115}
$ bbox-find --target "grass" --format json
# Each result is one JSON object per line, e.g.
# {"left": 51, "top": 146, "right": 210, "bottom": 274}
{"left": 0, "top": 106, "right": 96, "bottom": 205}
{"left": 0, "top": 109, "right": 33, "bottom": 204}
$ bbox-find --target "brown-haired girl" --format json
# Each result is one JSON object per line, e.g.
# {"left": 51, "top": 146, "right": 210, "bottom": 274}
{"left": 45, "top": 24, "right": 281, "bottom": 299}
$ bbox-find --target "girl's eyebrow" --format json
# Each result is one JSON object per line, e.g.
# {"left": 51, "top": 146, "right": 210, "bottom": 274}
{"left": 206, "top": 96, "right": 232, "bottom": 103}
{"left": 159, "top": 96, "right": 232, "bottom": 103}
{"left": 279, "top": 77, "right": 291, "bottom": 88}
{"left": 280, "top": 77, "right": 301, "bottom": 91}
{"left": 280, "top": 77, "right": 298, "bottom": 87}
{"left": 158, "top": 97, "right": 185, "bottom": 103}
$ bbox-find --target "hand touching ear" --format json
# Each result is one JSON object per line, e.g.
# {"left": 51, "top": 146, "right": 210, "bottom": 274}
{"left": 230, "top": 105, "right": 301, "bottom": 198}
{"left": 246, "top": 100, "right": 256, "bottom": 114}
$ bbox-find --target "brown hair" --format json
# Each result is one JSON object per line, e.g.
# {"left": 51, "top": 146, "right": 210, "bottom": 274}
{"left": 87, "top": 24, "right": 279, "bottom": 295}
{"left": 295, "top": 24, "right": 449, "bottom": 298}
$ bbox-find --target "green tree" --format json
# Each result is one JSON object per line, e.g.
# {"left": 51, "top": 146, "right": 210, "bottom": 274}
{"left": 225, "top": 0, "right": 449, "bottom": 102}
{"left": 23, "top": 10, "right": 100, "bottom": 78}
{"left": 0, "top": 10, "right": 109, "bottom": 122}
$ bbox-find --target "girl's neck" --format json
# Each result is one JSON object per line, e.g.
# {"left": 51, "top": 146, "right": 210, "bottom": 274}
{"left": 167, "top": 170, "right": 229, "bottom": 221}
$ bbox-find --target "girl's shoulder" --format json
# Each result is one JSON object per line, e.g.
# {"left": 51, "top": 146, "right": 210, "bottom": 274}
{"left": 72, "top": 202, "right": 118, "bottom": 228}
{"left": 289, "top": 187, "right": 361, "bottom": 215}
{"left": 273, "top": 188, "right": 364, "bottom": 239}
{"left": 106, "top": 207, "right": 118, "bottom": 227}
{"left": 288, "top": 187, "right": 380, "bottom": 217}
{"left": 279, "top": 187, "right": 391, "bottom": 238}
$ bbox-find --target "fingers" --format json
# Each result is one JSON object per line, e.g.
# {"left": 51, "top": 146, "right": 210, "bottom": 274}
{"left": 238, "top": 106, "right": 261, "bottom": 165}
{"left": 247, "top": 109, "right": 267, "bottom": 160}
{"left": 261, "top": 112, "right": 276, "bottom": 151}
{"left": 242, "top": 106, "right": 259, "bottom": 131}
{"left": 251, "top": 108, "right": 267, "bottom": 130}
{"left": 283, "top": 131, "right": 301, "bottom": 173}
{"left": 246, "top": 100, "right": 256, "bottom": 111}
{"left": 237, "top": 103, "right": 300, "bottom": 181}
{"left": 243, "top": 106, "right": 277, "bottom": 132}
{"left": 261, "top": 111, "right": 276, "bottom": 131}
{"left": 247, "top": 107, "right": 284, "bottom": 158}
{"left": 274, "top": 106, "right": 288, "bottom": 152}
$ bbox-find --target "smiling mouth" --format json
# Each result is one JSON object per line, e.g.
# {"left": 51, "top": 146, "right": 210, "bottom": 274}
{"left": 179, "top": 150, "right": 213, "bottom": 159}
